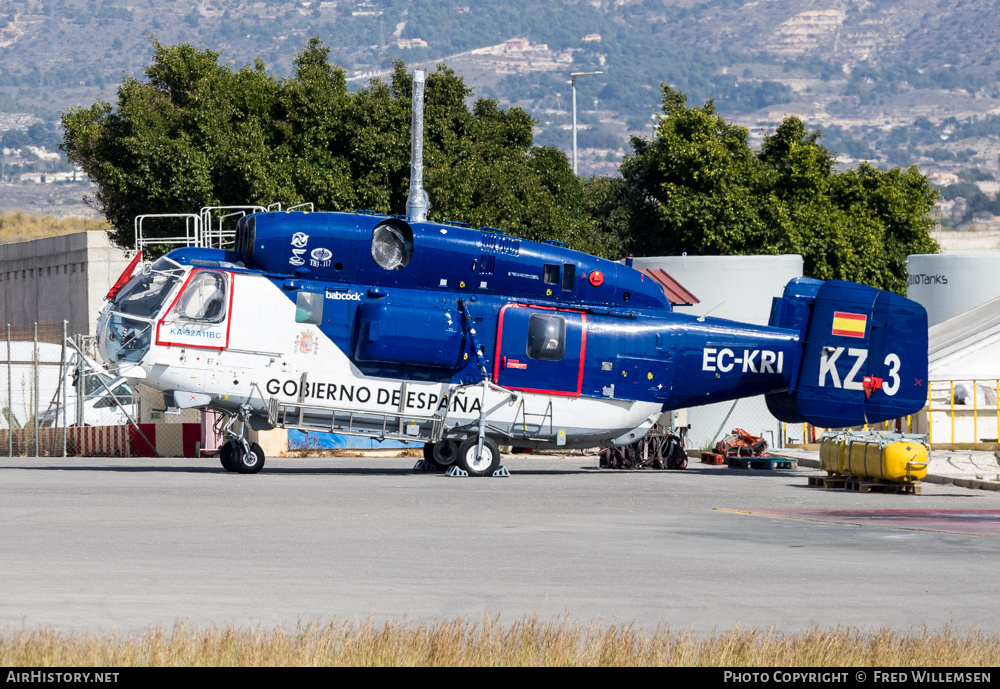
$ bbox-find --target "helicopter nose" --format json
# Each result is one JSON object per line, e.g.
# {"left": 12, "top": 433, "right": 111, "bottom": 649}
{"left": 95, "top": 307, "right": 112, "bottom": 363}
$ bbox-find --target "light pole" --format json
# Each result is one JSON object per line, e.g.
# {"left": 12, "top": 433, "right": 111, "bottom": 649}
{"left": 571, "top": 70, "right": 602, "bottom": 175}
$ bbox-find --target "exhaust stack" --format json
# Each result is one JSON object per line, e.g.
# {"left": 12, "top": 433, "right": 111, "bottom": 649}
{"left": 405, "top": 69, "right": 430, "bottom": 222}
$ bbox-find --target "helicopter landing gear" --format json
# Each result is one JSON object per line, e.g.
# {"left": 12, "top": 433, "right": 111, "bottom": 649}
{"left": 416, "top": 440, "right": 460, "bottom": 471}
{"left": 456, "top": 436, "right": 501, "bottom": 477}
{"left": 428, "top": 440, "right": 459, "bottom": 469}
{"left": 220, "top": 439, "right": 264, "bottom": 473}
{"left": 220, "top": 442, "right": 238, "bottom": 472}
{"left": 220, "top": 404, "right": 266, "bottom": 474}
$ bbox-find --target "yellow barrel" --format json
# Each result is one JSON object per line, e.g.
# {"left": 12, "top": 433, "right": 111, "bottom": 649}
{"left": 820, "top": 433, "right": 846, "bottom": 474}
{"left": 846, "top": 436, "right": 929, "bottom": 483}
{"left": 819, "top": 435, "right": 838, "bottom": 473}
{"left": 837, "top": 439, "right": 851, "bottom": 476}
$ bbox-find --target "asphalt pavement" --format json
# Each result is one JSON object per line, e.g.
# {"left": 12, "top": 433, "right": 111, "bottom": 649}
{"left": 1, "top": 453, "right": 998, "bottom": 635}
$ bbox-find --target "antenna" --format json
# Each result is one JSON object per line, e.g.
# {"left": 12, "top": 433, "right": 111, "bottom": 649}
{"left": 697, "top": 301, "right": 726, "bottom": 322}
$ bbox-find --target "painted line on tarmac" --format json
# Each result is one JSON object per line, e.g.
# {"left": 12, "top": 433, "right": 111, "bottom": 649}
{"left": 716, "top": 508, "right": 1000, "bottom": 536}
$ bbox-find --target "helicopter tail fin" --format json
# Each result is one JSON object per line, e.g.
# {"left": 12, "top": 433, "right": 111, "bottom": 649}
{"left": 765, "top": 278, "right": 928, "bottom": 429}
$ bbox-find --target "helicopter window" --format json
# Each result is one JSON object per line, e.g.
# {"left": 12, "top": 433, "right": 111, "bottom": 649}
{"left": 526, "top": 313, "right": 566, "bottom": 361}
{"left": 371, "top": 222, "right": 413, "bottom": 270}
{"left": 113, "top": 257, "right": 184, "bottom": 319}
{"left": 170, "top": 271, "right": 229, "bottom": 323}
{"left": 543, "top": 265, "right": 559, "bottom": 284}
{"left": 295, "top": 291, "right": 324, "bottom": 325}
{"left": 562, "top": 264, "right": 575, "bottom": 291}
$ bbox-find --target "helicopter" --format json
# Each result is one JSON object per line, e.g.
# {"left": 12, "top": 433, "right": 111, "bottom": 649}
{"left": 93, "top": 72, "right": 929, "bottom": 476}
{"left": 95, "top": 206, "right": 928, "bottom": 475}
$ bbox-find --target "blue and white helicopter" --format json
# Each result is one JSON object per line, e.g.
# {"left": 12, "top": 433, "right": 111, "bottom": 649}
{"left": 94, "top": 72, "right": 929, "bottom": 475}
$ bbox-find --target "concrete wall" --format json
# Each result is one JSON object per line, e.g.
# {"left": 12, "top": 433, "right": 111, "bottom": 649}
{"left": 629, "top": 255, "right": 805, "bottom": 448}
{"left": 0, "top": 231, "right": 133, "bottom": 336}
{"left": 931, "top": 228, "right": 1000, "bottom": 253}
{"left": 630, "top": 255, "right": 804, "bottom": 325}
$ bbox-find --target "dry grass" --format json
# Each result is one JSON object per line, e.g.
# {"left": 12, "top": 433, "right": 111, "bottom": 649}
{"left": 0, "top": 617, "right": 997, "bottom": 667}
{"left": 0, "top": 211, "right": 109, "bottom": 244}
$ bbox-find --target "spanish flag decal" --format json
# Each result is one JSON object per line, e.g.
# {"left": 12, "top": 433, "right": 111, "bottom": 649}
{"left": 832, "top": 311, "right": 866, "bottom": 338}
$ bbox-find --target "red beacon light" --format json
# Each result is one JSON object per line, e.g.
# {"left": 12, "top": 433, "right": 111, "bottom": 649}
{"left": 589, "top": 270, "right": 604, "bottom": 287}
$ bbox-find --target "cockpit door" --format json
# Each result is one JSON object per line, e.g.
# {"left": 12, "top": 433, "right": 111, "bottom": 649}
{"left": 156, "top": 269, "right": 233, "bottom": 349}
{"left": 493, "top": 304, "right": 586, "bottom": 396}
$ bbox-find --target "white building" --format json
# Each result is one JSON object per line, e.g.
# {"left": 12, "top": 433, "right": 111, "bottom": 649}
{"left": 629, "top": 254, "right": 804, "bottom": 448}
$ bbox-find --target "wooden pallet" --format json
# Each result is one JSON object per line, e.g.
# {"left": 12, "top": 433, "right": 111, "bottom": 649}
{"left": 726, "top": 456, "right": 798, "bottom": 470}
{"left": 844, "top": 479, "right": 922, "bottom": 495}
{"left": 807, "top": 475, "right": 847, "bottom": 489}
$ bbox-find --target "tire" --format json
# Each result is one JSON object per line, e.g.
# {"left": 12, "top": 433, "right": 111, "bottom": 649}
{"left": 456, "top": 436, "right": 500, "bottom": 477}
{"left": 236, "top": 441, "right": 265, "bottom": 474}
{"left": 219, "top": 441, "right": 239, "bottom": 472}
{"left": 431, "top": 439, "right": 459, "bottom": 469}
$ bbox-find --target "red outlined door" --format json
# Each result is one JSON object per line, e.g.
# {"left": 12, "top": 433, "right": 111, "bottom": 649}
{"left": 156, "top": 269, "right": 234, "bottom": 350}
{"left": 493, "top": 304, "right": 586, "bottom": 396}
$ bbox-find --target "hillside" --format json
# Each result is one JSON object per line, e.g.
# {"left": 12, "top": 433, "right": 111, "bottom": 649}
{"left": 2, "top": 0, "right": 1000, "bottom": 217}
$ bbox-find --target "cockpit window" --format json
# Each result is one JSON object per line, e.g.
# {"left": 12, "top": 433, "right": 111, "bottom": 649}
{"left": 170, "top": 271, "right": 229, "bottom": 323}
{"left": 113, "top": 257, "right": 184, "bottom": 319}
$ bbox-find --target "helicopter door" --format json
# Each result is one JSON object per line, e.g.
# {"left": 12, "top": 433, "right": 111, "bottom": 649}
{"left": 493, "top": 305, "right": 586, "bottom": 396}
{"left": 156, "top": 269, "right": 232, "bottom": 349}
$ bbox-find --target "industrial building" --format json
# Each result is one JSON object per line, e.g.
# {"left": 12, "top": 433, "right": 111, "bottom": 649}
{"left": 630, "top": 254, "right": 805, "bottom": 449}
{"left": 905, "top": 251, "right": 1000, "bottom": 446}
{"left": 907, "top": 252, "right": 1000, "bottom": 327}
{"left": 0, "top": 230, "right": 133, "bottom": 339}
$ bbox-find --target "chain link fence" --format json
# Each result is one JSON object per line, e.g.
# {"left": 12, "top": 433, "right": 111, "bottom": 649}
{"left": 0, "top": 323, "right": 152, "bottom": 457}
{"left": 684, "top": 397, "right": 786, "bottom": 451}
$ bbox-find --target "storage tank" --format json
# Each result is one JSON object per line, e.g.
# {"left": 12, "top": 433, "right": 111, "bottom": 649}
{"left": 907, "top": 253, "right": 1000, "bottom": 327}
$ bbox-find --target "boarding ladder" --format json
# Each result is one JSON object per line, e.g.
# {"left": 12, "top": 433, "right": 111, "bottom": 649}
{"left": 267, "top": 378, "right": 444, "bottom": 444}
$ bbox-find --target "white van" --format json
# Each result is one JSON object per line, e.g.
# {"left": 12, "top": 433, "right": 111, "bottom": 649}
{"left": 0, "top": 342, "right": 137, "bottom": 429}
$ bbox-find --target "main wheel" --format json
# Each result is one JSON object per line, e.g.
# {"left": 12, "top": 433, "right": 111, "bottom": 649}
{"left": 431, "top": 439, "right": 459, "bottom": 469}
{"left": 219, "top": 441, "right": 239, "bottom": 472}
{"left": 236, "top": 441, "right": 265, "bottom": 474}
{"left": 456, "top": 436, "right": 501, "bottom": 477}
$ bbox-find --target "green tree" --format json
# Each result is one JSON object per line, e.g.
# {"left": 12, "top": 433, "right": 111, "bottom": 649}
{"left": 61, "top": 37, "right": 610, "bottom": 255}
{"left": 613, "top": 85, "right": 939, "bottom": 293}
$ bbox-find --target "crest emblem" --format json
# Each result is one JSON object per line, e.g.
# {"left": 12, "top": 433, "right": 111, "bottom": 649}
{"left": 294, "top": 330, "right": 319, "bottom": 355}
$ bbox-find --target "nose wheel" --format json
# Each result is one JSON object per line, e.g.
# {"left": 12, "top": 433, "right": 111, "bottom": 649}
{"left": 456, "top": 436, "right": 501, "bottom": 477}
{"left": 219, "top": 404, "right": 265, "bottom": 474}
{"left": 219, "top": 439, "right": 265, "bottom": 474}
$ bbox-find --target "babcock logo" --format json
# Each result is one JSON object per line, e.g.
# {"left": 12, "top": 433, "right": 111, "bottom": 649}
{"left": 326, "top": 291, "right": 362, "bottom": 301}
